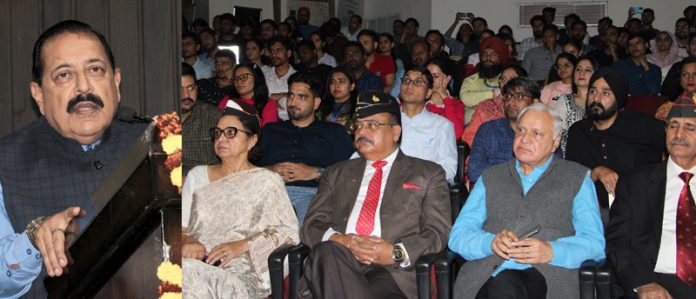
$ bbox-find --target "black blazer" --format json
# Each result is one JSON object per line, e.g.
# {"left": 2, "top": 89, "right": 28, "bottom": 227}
{"left": 606, "top": 162, "right": 668, "bottom": 292}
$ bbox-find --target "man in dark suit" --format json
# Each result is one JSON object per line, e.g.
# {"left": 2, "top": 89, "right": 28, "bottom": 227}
{"left": 608, "top": 92, "right": 696, "bottom": 299}
{"left": 300, "top": 91, "right": 452, "bottom": 299}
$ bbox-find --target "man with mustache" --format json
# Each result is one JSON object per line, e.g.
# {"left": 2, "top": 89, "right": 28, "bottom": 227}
{"left": 566, "top": 69, "right": 665, "bottom": 215}
{"left": 258, "top": 73, "right": 353, "bottom": 225}
{"left": 196, "top": 49, "right": 237, "bottom": 106}
{"left": 299, "top": 91, "right": 451, "bottom": 299}
{"left": 0, "top": 20, "right": 149, "bottom": 298}
{"left": 468, "top": 77, "right": 540, "bottom": 184}
{"left": 344, "top": 41, "right": 384, "bottom": 94}
{"left": 459, "top": 36, "right": 509, "bottom": 124}
{"left": 181, "top": 63, "right": 221, "bottom": 175}
{"left": 612, "top": 33, "right": 662, "bottom": 96}
{"left": 522, "top": 24, "right": 562, "bottom": 82}
{"left": 607, "top": 91, "right": 696, "bottom": 299}
{"left": 264, "top": 36, "right": 297, "bottom": 121}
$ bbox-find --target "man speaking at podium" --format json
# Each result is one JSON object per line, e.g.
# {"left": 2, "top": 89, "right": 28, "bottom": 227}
{"left": 0, "top": 20, "right": 149, "bottom": 298}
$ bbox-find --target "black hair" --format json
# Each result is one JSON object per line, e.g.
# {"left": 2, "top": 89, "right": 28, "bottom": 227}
{"left": 563, "top": 38, "right": 583, "bottom": 54}
{"left": 320, "top": 66, "right": 358, "bottom": 119}
{"left": 219, "top": 13, "right": 236, "bottom": 24}
{"left": 572, "top": 20, "right": 588, "bottom": 31}
{"left": 457, "top": 23, "right": 474, "bottom": 43}
{"left": 231, "top": 63, "right": 270, "bottom": 116}
{"left": 564, "top": 13, "right": 580, "bottom": 24}
{"left": 680, "top": 57, "right": 696, "bottom": 73}
{"left": 182, "top": 62, "right": 196, "bottom": 80}
{"left": 288, "top": 72, "right": 324, "bottom": 99}
{"left": 191, "top": 18, "right": 209, "bottom": 29}
{"left": 498, "top": 25, "right": 513, "bottom": 36}
{"left": 542, "top": 7, "right": 556, "bottom": 13}
{"left": 215, "top": 49, "right": 237, "bottom": 62}
{"left": 643, "top": 8, "right": 655, "bottom": 15}
{"left": 404, "top": 65, "right": 434, "bottom": 88}
{"left": 627, "top": 32, "right": 648, "bottom": 44}
{"left": 547, "top": 52, "right": 578, "bottom": 84}
{"left": 350, "top": 14, "right": 363, "bottom": 24}
{"left": 268, "top": 36, "right": 294, "bottom": 52}
{"left": 32, "top": 20, "right": 116, "bottom": 85}
{"left": 472, "top": 17, "right": 488, "bottom": 27}
{"left": 357, "top": 29, "right": 378, "bottom": 43}
{"left": 571, "top": 57, "right": 599, "bottom": 94}
{"left": 542, "top": 24, "right": 559, "bottom": 35}
{"left": 598, "top": 17, "right": 613, "bottom": 26}
{"left": 200, "top": 27, "right": 216, "bottom": 38}
{"left": 320, "top": 21, "right": 340, "bottom": 39}
{"left": 426, "top": 57, "right": 453, "bottom": 93}
{"left": 426, "top": 30, "right": 445, "bottom": 45}
{"left": 260, "top": 19, "right": 278, "bottom": 30}
{"left": 295, "top": 39, "right": 315, "bottom": 52}
{"left": 345, "top": 41, "right": 366, "bottom": 56}
{"left": 182, "top": 31, "right": 201, "bottom": 45}
{"left": 405, "top": 18, "right": 419, "bottom": 28}
{"left": 502, "top": 77, "right": 541, "bottom": 100}
{"left": 530, "top": 15, "right": 545, "bottom": 25}
{"left": 505, "top": 65, "right": 528, "bottom": 77}
{"left": 393, "top": 19, "right": 404, "bottom": 26}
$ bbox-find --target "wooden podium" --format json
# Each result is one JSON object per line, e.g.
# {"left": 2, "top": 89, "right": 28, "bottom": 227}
{"left": 44, "top": 122, "right": 182, "bottom": 299}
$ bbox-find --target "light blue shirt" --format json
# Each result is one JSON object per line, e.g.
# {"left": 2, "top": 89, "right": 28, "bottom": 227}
{"left": 0, "top": 142, "right": 99, "bottom": 298}
{"left": 448, "top": 157, "right": 605, "bottom": 276}
{"left": 400, "top": 108, "right": 457, "bottom": 184}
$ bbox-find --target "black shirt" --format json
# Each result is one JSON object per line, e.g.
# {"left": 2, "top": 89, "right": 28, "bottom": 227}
{"left": 585, "top": 47, "right": 629, "bottom": 67}
{"left": 197, "top": 77, "right": 235, "bottom": 106}
{"left": 566, "top": 111, "right": 665, "bottom": 207}
{"left": 258, "top": 119, "right": 355, "bottom": 187}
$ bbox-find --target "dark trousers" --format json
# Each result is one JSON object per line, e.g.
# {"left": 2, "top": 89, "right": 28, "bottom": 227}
{"left": 621, "top": 272, "right": 696, "bottom": 299}
{"left": 301, "top": 241, "right": 407, "bottom": 299}
{"left": 475, "top": 268, "right": 548, "bottom": 299}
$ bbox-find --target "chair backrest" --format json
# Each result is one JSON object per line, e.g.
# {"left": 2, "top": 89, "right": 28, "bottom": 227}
{"left": 455, "top": 143, "right": 470, "bottom": 185}
{"left": 624, "top": 95, "right": 668, "bottom": 115}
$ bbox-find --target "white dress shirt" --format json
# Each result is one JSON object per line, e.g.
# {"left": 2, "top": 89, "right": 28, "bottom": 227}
{"left": 264, "top": 66, "right": 296, "bottom": 121}
{"left": 655, "top": 157, "right": 696, "bottom": 274}
{"left": 400, "top": 108, "right": 457, "bottom": 184}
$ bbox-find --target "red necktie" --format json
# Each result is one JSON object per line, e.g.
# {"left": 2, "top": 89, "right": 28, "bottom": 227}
{"left": 677, "top": 172, "right": 696, "bottom": 286}
{"left": 355, "top": 160, "right": 387, "bottom": 236}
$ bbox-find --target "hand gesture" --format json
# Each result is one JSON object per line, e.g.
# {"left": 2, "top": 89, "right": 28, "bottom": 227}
{"left": 592, "top": 166, "right": 619, "bottom": 195}
{"left": 491, "top": 229, "right": 518, "bottom": 259}
{"left": 35, "top": 207, "right": 86, "bottom": 277}
{"left": 508, "top": 238, "right": 554, "bottom": 264}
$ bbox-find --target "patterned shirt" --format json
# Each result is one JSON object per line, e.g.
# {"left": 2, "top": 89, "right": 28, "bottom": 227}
{"left": 196, "top": 78, "right": 234, "bottom": 107}
{"left": 183, "top": 102, "right": 222, "bottom": 175}
{"left": 549, "top": 93, "right": 586, "bottom": 157}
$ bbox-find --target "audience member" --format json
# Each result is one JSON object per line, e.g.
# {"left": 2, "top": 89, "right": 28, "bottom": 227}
{"left": 182, "top": 99, "right": 299, "bottom": 298}
{"left": 264, "top": 37, "right": 297, "bottom": 120}
{"left": 198, "top": 28, "right": 218, "bottom": 70}
{"left": 569, "top": 20, "right": 592, "bottom": 55}
{"left": 451, "top": 103, "right": 605, "bottom": 299}
{"left": 656, "top": 57, "right": 696, "bottom": 121}
{"left": 549, "top": 58, "right": 597, "bottom": 156}
{"left": 259, "top": 19, "right": 278, "bottom": 42}
{"left": 341, "top": 14, "right": 363, "bottom": 41}
{"left": 662, "top": 33, "right": 696, "bottom": 101}
{"left": 294, "top": 39, "right": 332, "bottom": 91}
{"left": 541, "top": 52, "right": 577, "bottom": 104}
{"left": 217, "top": 63, "right": 279, "bottom": 126}
{"left": 471, "top": 17, "right": 489, "bottom": 39}
{"left": 258, "top": 73, "right": 353, "bottom": 225}
{"left": 345, "top": 41, "right": 384, "bottom": 93}
{"left": 562, "top": 38, "right": 583, "bottom": 60}
{"left": 612, "top": 33, "right": 662, "bottom": 96}
{"left": 183, "top": 31, "right": 213, "bottom": 79}
{"left": 217, "top": 13, "right": 237, "bottom": 44}
{"left": 468, "top": 77, "right": 540, "bottom": 183}
{"left": 517, "top": 15, "right": 545, "bottom": 61}
{"left": 590, "top": 17, "right": 613, "bottom": 49}
{"left": 459, "top": 37, "right": 508, "bottom": 124}
{"left": 542, "top": 7, "right": 556, "bottom": 24}
{"left": 320, "top": 21, "right": 350, "bottom": 65}
{"left": 426, "top": 57, "right": 465, "bottom": 139}
{"left": 359, "top": 29, "right": 396, "bottom": 93}
{"left": 181, "top": 63, "right": 221, "bottom": 175}
{"left": 462, "top": 65, "right": 527, "bottom": 147}
{"left": 297, "top": 7, "right": 319, "bottom": 39}
{"left": 566, "top": 69, "right": 665, "bottom": 210}
{"left": 559, "top": 13, "right": 580, "bottom": 45}
{"left": 310, "top": 31, "right": 337, "bottom": 67}
{"left": 320, "top": 67, "right": 357, "bottom": 128}
{"left": 299, "top": 91, "right": 451, "bottom": 299}
{"left": 197, "top": 49, "right": 237, "bottom": 106}
{"left": 648, "top": 31, "right": 681, "bottom": 83}
{"left": 399, "top": 66, "right": 458, "bottom": 184}
{"left": 607, "top": 92, "right": 696, "bottom": 299}
{"left": 244, "top": 38, "right": 270, "bottom": 73}
{"left": 675, "top": 18, "right": 692, "bottom": 59}
{"left": 444, "top": 14, "right": 479, "bottom": 59}
{"left": 641, "top": 8, "right": 660, "bottom": 40}
{"left": 522, "top": 24, "right": 561, "bottom": 82}
{"left": 585, "top": 25, "right": 629, "bottom": 67}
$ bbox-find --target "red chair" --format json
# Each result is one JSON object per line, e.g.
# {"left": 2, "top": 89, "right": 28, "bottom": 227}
{"left": 623, "top": 95, "right": 668, "bottom": 115}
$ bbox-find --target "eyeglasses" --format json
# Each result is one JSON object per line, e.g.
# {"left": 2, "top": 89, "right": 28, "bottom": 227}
{"left": 210, "top": 126, "right": 252, "bottom": 140}
{"left": 233, "top": 73, "right": 254, "bottom": 83}
{"left": 502, "top": 93, "right": 532, "bottom": 102}
{"left": 401, "top": 77, "right": 429, "bottom": 87}
{"left": 349, "top": 120, "right": 396, "bottom": 132}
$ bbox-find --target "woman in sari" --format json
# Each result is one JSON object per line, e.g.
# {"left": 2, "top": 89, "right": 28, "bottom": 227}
{"left": 182, "top": 98, "right": 299, "bottom": 298}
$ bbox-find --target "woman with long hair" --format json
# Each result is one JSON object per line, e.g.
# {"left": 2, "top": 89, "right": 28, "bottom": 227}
{"left": 426, "top": 57, "right": 465, "bottom": 139}
{"left": 218, "top": 63, "right": 279, "bottom": 126}
{"left": 320, "top": 67, "right": 357, "bottom": 128}
{"left": 244, "top": 38, "right": 271, "bottom": 73}
{"left": 541, "top": 52, "right": 578, "bottom": 104}
{"left": 310, "top": 31, "right": 337, "bottom": 67}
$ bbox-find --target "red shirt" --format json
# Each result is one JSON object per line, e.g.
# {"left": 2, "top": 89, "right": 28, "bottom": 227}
{"left": 367, "top": 54, "right": 396, "bottom": 87}
{"left": 217, "top": 96, "right": 280, "bottom": 126}
{"left": 425, "top": 97, "right": 465, "bottom": 140}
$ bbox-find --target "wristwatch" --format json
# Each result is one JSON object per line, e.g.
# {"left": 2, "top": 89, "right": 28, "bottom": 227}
{"left": 392, "top": 245, "right": 405, "bottom": 267}
{"left": 316, "top": 167, "right": 326, "bottom": 180}
{"left": 26, "top": 216, "right": 47, "bottom": 249}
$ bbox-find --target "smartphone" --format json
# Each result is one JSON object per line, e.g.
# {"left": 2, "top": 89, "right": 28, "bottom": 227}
{"left": 202, "top": 255, "right": 223, "bottom": 267}
{"left": 457, "top": 12, "right": 475, "bottom": 21}
{"left": 518, "top": 225, "right": 541, "bottom": 240}
{"left": 632, "top": 7, "right": 644, "bottom": 15}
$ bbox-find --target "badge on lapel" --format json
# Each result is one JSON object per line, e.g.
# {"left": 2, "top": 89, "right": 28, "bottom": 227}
{"left": 403, "top": 183, "right": 421, "bottom": 190}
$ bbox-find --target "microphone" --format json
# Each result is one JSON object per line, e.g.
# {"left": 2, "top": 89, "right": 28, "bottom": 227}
{"left": 118, "top": 106, "right": 152, "bottom": 123}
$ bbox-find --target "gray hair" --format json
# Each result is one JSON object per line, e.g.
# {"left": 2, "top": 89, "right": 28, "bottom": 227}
{"left": 516, "top": 103, "right": 565, "bottom": 139}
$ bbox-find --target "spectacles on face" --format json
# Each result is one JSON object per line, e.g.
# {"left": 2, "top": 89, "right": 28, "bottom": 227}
{"left": 210, "top": 126, "right": 252, "bottom": 140}
{"left": 401, "top": 77, "right": 429, "bottom": 87}
{"left": 233, "top": 73, "right": 254, "bottom": 83}
{"left": 502, "top": 93, "right": 532, "bottom": 102}
{"left": 349, "top": 120, "right": 396, "bottom": 132}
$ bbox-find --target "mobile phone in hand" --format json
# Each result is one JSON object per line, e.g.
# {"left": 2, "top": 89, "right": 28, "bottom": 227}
{"left": 202, "top": 255, "right": 222, "bottom": 267}
{"left": 519, "top": 225, "right": 541, "bottom": 240}
{"left": 632, "top": 7, "right": 644, "bottom": 15}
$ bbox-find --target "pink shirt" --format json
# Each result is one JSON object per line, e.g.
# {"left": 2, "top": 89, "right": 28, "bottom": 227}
{"left": 540, "top": 81, "right": 572, "bottom": 104}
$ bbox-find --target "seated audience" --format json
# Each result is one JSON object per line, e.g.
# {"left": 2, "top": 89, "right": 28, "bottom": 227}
{"left": 425, "top": 57, "right": 466, "bottom": 139}
{"left": 459, "top": 36, "right": 508, "bottom": 124}
{"left": 522, "top": 24, "right": 562, "bottom": 82}
{"left": 585, "top": 25, "right": 629, "bottom": 67}
{"left": 181, "top": 63, "right": 222, "bottom": 175}
{"left": 450, "top": 103, "right": 605, "bottom": 299}
{"left": 294, "top": 39, "right": 332, "bottom": 91}
{"left": 197, "top": 49, "right": 237, "bottom": 106}
{"left": 562, "top": 38, "right": 583, "bottom": 59}
{"left": 341, "top": 14, "right": 362, "bottom": 41}
{"left": 607, "top": 92, "right": 696, "bottom": 299}
{"left": 541, "top": 52, "right": 577, "bottom": 104}
{"left": 244, "top": 38, "right": 271, "bottom": 73}
{"left": 218, "top": 63, "right": 279, "bottom": 126}
{"left": 648, "top": 31, "right": 681, "bottom": 83}
{"left": 656, "top": 57, "right": 696, "bottom": 121}
{"left": 517, "top": 15, "right": 545, "bottom": 62}
{"left": 462, "top": 65, "right": 527, "bottom": 147}
{"left": 299, "top": 91, "right": 451, "bottom": 299}
{"left": 258, "top": 73, "right": 354, "bottom": 225}
{"left": 549, "top": 58, "right": 597, "bottom": 156}
{"left": 264, "top": 37, "right": 297, "bottom": 121}
{"left": 344, "top": 41, "right": 384, "bottom": 93}
{"left": 444, "top": 15, "right": 479, "bottom": 59}
{"left": 399, "top": 66, "right": 458, "bottom": 184}
{"left": 612, "top": 33, "right": 662, "bottom": 96}
{"left": 310, "top": 31, "right": 337, "bottom": 67}
{"left": 566, "top": 69, "right": 665, "bottom": 210}
{"left": 182, "top": 99, "right": 299, "bottom": 298}
{"left": 468, "top": 77, "right": 540, "bottom": 184}
{"left": 320, "top": 67, "right": 357, "bottom": 128}
{"left": 359, "top": 29, "right": 396, "bottom": 93}
{"left": 661, "top": 33, "right": 696, "bottom": 101}
{"left": 183, "top": 31, "right": 213, "bottom": 80}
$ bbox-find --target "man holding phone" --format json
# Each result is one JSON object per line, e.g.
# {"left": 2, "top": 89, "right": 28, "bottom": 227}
{"left": 449, "top": 103, "right": 605, "bottom": 298}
